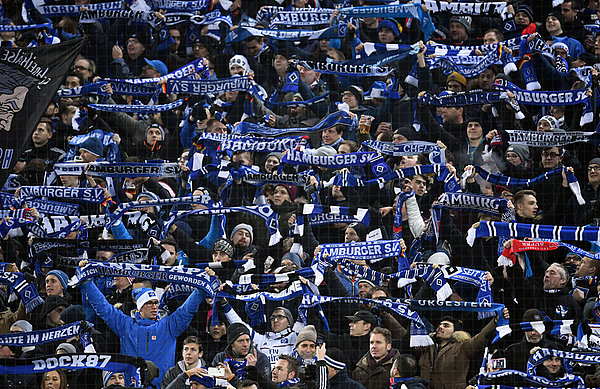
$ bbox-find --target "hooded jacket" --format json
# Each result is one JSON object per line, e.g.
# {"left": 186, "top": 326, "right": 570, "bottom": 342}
{"left": 80, "top": 281, "right": 208, "bottom": 387}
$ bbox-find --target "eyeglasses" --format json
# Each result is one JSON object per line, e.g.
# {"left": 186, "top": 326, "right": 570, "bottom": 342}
{"left": 589, "top": 166, "right": 600, "bottom": 172}
{"left": 144, "top": 301, "right": 160, "bottom": 307}
{"left": 74, "top": 65, "right": 89, "bottom": 71}
{"left": 270, "top": 315, "right": 287, "bottom": 321}
{"left": 127, "top": 39, "right": 141, "bottom": 45}
{"left": 541, "top": 152, "right": 561, "bottom": 158}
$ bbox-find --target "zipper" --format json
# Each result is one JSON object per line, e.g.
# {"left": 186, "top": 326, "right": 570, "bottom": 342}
{"left": 147, "top": 331, "right": 149, "bottom": 351}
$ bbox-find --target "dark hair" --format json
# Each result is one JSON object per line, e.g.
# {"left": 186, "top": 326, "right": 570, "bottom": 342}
{"left": 392, "top": 354, "right": 418, "bottom": 378}
{"left": 513, "top": 189, "right": 537, "bottom": 207}
{"left": 65, "top": 71, "right": 84, "bottom": 87}
{"left": 484, "top": 28, "right": 504, "bottom": 42}
{"left": 240, "top": 380, "right": 259, "bottom": 388}
{"left": 40, "top": 370, "right": 68, "bottom": 389}
{"left": 183, "top": 336, "right": 203, "bottom": 351}
{"left": 339, "top": 140, "right": 359, "bottom": 153}
{"left": 38, "top": 117, "right": 53, "bottom": 132}
{"left": 161, "top": 237, "right": 179, "bottom": 252}
{"left": 371, "top": 327, "right": 392, "bottom": 345}
{"left": 278, "top": 355, "right": 300, "bottom": 378}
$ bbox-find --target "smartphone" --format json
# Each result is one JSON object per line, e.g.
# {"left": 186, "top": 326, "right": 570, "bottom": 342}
{"left": 490, "top": 358, "right": 506, "bottom": 370}
{"left": 207, "top": 367, "right": 224, "bottom": 376}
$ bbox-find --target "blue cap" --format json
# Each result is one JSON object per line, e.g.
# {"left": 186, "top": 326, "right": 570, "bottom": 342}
{"left": 377, "top": 19, "right": 400, "bottom": 38}
{"left": 47, "top": 269, "right": 69, "bottom": 291}
{"left": 144, "top": 58, "right": 168, "bottom": 76}
{"left": 190, "top": 375, "right": 215, "bottom": 387}
{"left": 79, "top": 137, "right": 103, "bottom": 157}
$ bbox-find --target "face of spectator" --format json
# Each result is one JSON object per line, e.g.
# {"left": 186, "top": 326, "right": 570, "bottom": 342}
{"left": 483, "top": 31, "right": 500, "bottom": 44}
{"left": 525, "top": 329, "right": 542, "bottom": 343}
{"left": 113, "top": 276, "right": 130, "bottom": 291}
{"left": 554, "top": 47, "right": 568, "bottom": 59}
{"left": 183, "top": 342, "right": 202, "bottom": 367}
{"left": 466, "top": 121, "right": 483, "bottom": 141}
{"left": 344, "top": 227, "right": 360, "bottom": 243}
{"left": 0, "top": 345, "right": 15, "bottom": 358}
{"left": 449, "top": 22, "right": 468, "bottom": 41}
{"left": 106, "top": 373, "right": 125, "bottom": 387}
{"left": 162, "top": 243, "right": 177, "bottom": 266}
{"left": 590, "top": 0, "right": 600, "bottom": 10}
{"left": 572, "top": 57, "right": 586, "bottom": 67}
{"left": 515, "top": 11, "right": 532, "bottom": 26}
{"left": 207, "top": 121, "right": 228, "bottom": 134}
{"left": 358, "top": 282, "right": 373, "bottom": 298}
{"left": 446, "top": 80, "right": 464, "bottom": 93}
{"left": 272, "top": 359, "right": 293, "bottom": 384}
{"left": 393, "top": 133, "right": 407, "bottom": 143}
{"left": 298, "top": 65, "right": 319, "bottom": 85}
{"left": 32, "top": 123, "right": 52, "bottom": 147}
{"left": 561, "top": 2, "right": 577, "bottom": 22}
{"left": 545, "top": 16, "right": 562, "bottom": 35}
{"left": 212, "top": 250, "right": 232, "bottom": 263}
{"left": 543, "top": 357, "right": 562, "bottom": 374}
{"left": 296, "top": 340, "right": 316, "bottom": 360}
{"left": 169, "top": 29, "right": 181, "bottom": 52}
{"left": 589, "top": 163, "right": 600, "bottom": 186}
{"left": 273, "top": 185, "right": 291, "bottom": 206}
{"left": 47, "top": 305, "right": 66, "bottom": 327}
{"left": 544, "top": 265, "right": 566, "bottom": 290}
{"left": 232, "top": 228, "right": 251, "bottom": 249}
{"left": 436, "top": 321, "right": 454, "bottom": 341}
{"left": 146, "top": 127, "right": 163, "bottom": 144}
{"left": 270, "top": 309, "right": 290, "bottom": 333}
{"left": 79, "top": 147, "right": 99, "bottom": 163}
{"left": 478, "top": 69, "right": 495, "bottom": 90}
{"left": 245, "top": 39, "right": 262, "bottom": 56}
{"left": 209, "top": 322, "right": 226, "bottom": 339}
{"left": 370, "top": 333, "right": 391, "bottom": 360}
{"left": 45, "top": 275, "right": 64, "bottom": 296}
{"left": 516, "top": 194, "right": 538, "bottom": 219}
{"left": 193, "top": 43, "right": 209, "bottom": 59}
{"left": 341, "top": 91, "right": 359, "bottom": 109}
{"left": 331, "top": 185, "right": 345, "bottom": 200}
{"left": 411, "top": 175, "right": 427, "bottom": 196}
{"left": 575, "top": 256, "right": 595, "bottom": 277}
{"left": 399, "top": 155, "right": 418, "bottom": 168}
{"left": 273, "top": 54, "right": 288, "bottom": 74}
{"left": 372, "top": 290, "right": 388, "bottom": 299}
{"left": 141, "top": 65, "right": 162, "bottom": 79}
{"left": 541, "top": 147, "right": 563, "bottom": 169}
{"left": 139, "top": 298, "right": 159, "bottom": 319}
{"left": 441, "top": 106, "right": 462, "bottom": 124}
{"left": 73, "top": 59, "right": 92, "bottom": 80}
{"left": 537, "top": 119, "right": 554, "bottom": 132}
{"left": 378, "top": 27, "right": 396, "bottom": 43}
{"left": 337, "top": 144, "right": 353, "bottom": 154}
{"left": 65, "top": 75, "right": 81, "bottom": 89}
{"left": 231, "top": 334, "right": 251, "bottom": 356}
{"left": 505, "top": 151, "right": 522, "bottom": 166}
{"left": 232, "top": 151, "right": 253, "bottom": 166}
{"left": 44, "top": 371, "right": 62, "bottom": 389}
{"left": 322, "top": 127, "right": 342, "bottom": 145}
{"left": 60, "top": 174, "right": 79, "bottom": 188}
{"left": 349, "top": 320, "right": 370, "bottom": 336}
{"left": 127, "top": 38, "right": 145, "bottom": 59}
{"left": 265, "top": 156, "right": 280, "bottom": 173}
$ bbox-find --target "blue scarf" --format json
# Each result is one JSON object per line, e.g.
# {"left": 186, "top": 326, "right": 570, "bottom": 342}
{"left": 257, "top": 6, "right": 334, "bottom": 27}
{"left": 422, "top": 0, "right": 511, "bottom": 20}
{"left": 234, "top": 110, "right": 353, "bottom": 137}
{"left": 481, "top": 369, "right": 584, "bottom": 388}
{"left": 499, "top": 129, "right": 600, "bottom": 147}
{"left": 166, "top": 76, "right": 252, "bottom": 95}
{"left": 20, "top": 186, "right": 105, "bottom": 203}
{"left": 0, "top": 321, "right": 83, "bottom": 346}
{"left": 79, "top": 9, "right": 164, "bottom": 29}
{"left": 393, "top": 190, "right": 414, "bottom": 241}
{"left": 64, "top": 129, "right": 120, "bottom": 162}
{"left": 282, "top": 150, "right": 376, "bottom": 168}
{"left": 296, "top": 60, "right": 391, "bottom": 76}
{"left": 527, "top": 347, "right": 600, "bottom": 375}
{"left": 0, "top": 22, "right": 51, "bottom": 31}
{"left": 36, "top": 1, "right": 121, "bottom": 16}
{"left": 0, "top": 193, "right": 80, "bottom": 216}
{"left": 108, "top": 81, "right": 158, "bottom": 96}
{"left": 429, "top": 48, "right": 515, "bottom": 78}
{"left": 0, "top": 272, "right": 44, "bottom": 313}
{"left": 147, "top": 0, "right": 211, "bottom": 10}
{"left": 89, "top": 99, "right": 185, "bottom": 113}
{"left": 317, "top": 239, "right": 404, "bottom": 262}
{"left": 85, "top": 162, "right": 182, "bottom": 178}
{"left": 362, "top": 140, "right": 445, "bottom": 164}
{"left": 226, "top": 25, "right": 346, "bottom": 43}
{"left": 107, "top": 58, "right": 207, "bottom": 85}
{"left": 56, "top": 81, "right": 109, "bottom": 98}
{"left": 494, "top": 319, "right": 573, "bottom": 343}
{"left": 198, "top": 132, "right": 305, "bottom": 152}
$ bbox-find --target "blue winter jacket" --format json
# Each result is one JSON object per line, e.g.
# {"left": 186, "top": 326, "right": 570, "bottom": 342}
{"left": 80, "top": 281, "right": 208, "bottom": 387}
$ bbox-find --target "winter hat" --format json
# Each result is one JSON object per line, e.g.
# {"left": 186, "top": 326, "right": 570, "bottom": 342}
{"left": 60, "top": 305, "right": 86, "bottom": 324}
{"left": 505, "top": 144, "right": 531, "bottom": 162}
{"left": 146, "top": 123, "right": 166, "bottom": 140}
{"left": 295, "top": 325, "right": 317, "bottom": 347}
{"left": 79, "top": 137, "right": 103, "bottom": 157}
{"left": 516, "top": 4, "right": 535, "bottom": 23}
{"left": 314, "top": 146, "right": 337, "bottom": 157}
{"left": 102, "top": 371, "right": 119, "bottom": 387}
{"left": 589, "top": 157, "right": 600, "bottom": 167}
{"left": 346, "top": 222, "right": 368, "bottom": 242}
{"left": 344, "top": 85, "right": 364, "bottom": 105}
{"left": 212, "top": 238, "right": 234, "bottom": 258}
{"left": 577, "top": 52, "right": 597, "bottom": 66}
{"left": 546, "top": 11, "right": 564, "bottom": 28}
{"left": 365, "top": 81, "right": 387, "bottom": 100}
{"left": 47, "top": 269, "right": 69, "bottom": 291}
{"left": 324, "top": 347, "right": 347, "bottom": 370}
{"left": 190, "top": 375, "right": 215, "bottom": 388}
{"left": 377, "top": 19, "right": 401, "bottom": 38}
{"left": 275, "top": 184, "right": 297, "bottom": 202}
{"left": 446, "top": 72, "right": 467, "bottom": 88}
{"left": 265, "top": 152, "right": 282, "bottom": 162}
{"left": 272, "top": 307, "right": 293, "bottom": 324}
{"left": 144, "top": 58, "right": 168, "bottom": 76}
{"left": 40, "top": 295, "right": 69, "bottom": 317}
{"left": 281, "top": 252, "right": 303, "bottom": 268}
{"left": 522, "top": 308, "right": 544, "bottom": 322}
{"left": 227, "top": 323, "right": 251, "bottom": 346}
{"left": 229, "top": 55, "right": 250, "bottom": 74}
{"left": 537, "top": 115, "right": 561, "bottom": 132}
{"left": 230, "top": 223, "right": 254, "bottom": 245}
{"left": 11, "top": 320, "right": 32, "bottom": 333}
{"left": 132, "top": 287, "right": 158, "bottom": 310}
{"left": 449, "top": 15, "right": 472, "bottom": 32}
{"left": 128, "top": 28, "right": 150, "bottom": 47}
{"left": 439, "top": 315, "right": 462, "bottom": 331}
{"left": 56, "top": 342, "right": 76, "bottom": 354}
{"left": 550, "top": 42, "right": 569, "bottom": 56}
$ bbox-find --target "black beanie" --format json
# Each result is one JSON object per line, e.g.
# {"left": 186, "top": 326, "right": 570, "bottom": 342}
{"left": 227, "top": 323, "right": 251, "bottom": 346}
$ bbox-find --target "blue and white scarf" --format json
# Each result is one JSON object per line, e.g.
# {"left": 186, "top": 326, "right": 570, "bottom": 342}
{"left": 0, "top": 272, "right": 44, "bottom": 313}
{"left": 107, "top": 58, "right": 207, "bottom": 85}
{"left": 422, "top": 0, "right": 511, "bottom": 20}
{"left": 494, "top": 319, "right": 573, "bottom": 343}
{"left": 79, "top": 9, "right": 164, "bottom": 29}
{"left": 498, "top": 129, "right": 600, "bottom": 147}
{"left": 282, "top": 150, "right": 376, "bottom": 169}
{"left": 85, "top": 162, "right": 182, "bottom": 178}
{"left": 0, "top": 321, "right": 83, "bottom": 346}
{"left": 89, "top": 99, "right": 185, "bottom": 113}
{"left": 0, "top": 192, "right": 80, "bottom": 216}
{"left": 198, "top": 133, "right": 305, "bottom": 153}
{"left": 317, "top": 240, "right": 404, "bottom": 262}
{"left": 234, "top": 110, "right": 353, "bottom": 137}
{"left": 147, "top": 0, "right": 211, "bottom": 10}
{"left": 36, "top": 1, "right": 121, "bottom": 16}
{"left": 108, "top": 81, "right": 158, "bottom": 96}
{"left": 226, "top": 25, "right": 346, "bottom": 43}
{"left": 481, "top": 369, "right": 584, "bottom": 388}
{"left": 258, "top": 7, "right": 334, "bottom": 27}
{"left": 296, "top": 60, "right": 391, "bottom": 77}
{"left": 56, "top": 81, "right": 110, "bottom": 98}
{"left": 527, "top": 347, "right": 600, "bottom": 375}
{"left": 166, "top": 76, "right": 252, "bottom": 95}
{"left": 20, "top": 186, "right": 105, "bottom": 203}
{"left": 362, "top": 140, "right": 446, "bottom": 164}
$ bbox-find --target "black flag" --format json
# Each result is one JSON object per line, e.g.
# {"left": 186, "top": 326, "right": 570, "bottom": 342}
{"left": 0, "top": 38, "right": 85, "bottom": 185}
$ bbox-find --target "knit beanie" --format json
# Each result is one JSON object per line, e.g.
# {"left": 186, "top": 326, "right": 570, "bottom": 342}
{"left": 47, "top": 269, "right": 69, "bottom": 291}
{"left": 132, "top": 287, "right": 158, "bottom": 310}
{"left": 295, "top": 325, "right": 317, "bottom": 347}
{"left": 227, "top": 323, "right": 251, "bottom": 346}
{"left": 230, "top": 224, "right": 254, "bottom": 245}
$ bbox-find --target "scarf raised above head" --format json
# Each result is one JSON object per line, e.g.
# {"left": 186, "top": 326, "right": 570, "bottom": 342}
{"left": 362, "top": 140, "right": 446, "bottom": 164}
{"left": 527, "top": 347, "right": 600, "bottom": 376}
{"left": 89, "top": 98, "right": 185, "bottom": 113}
{"left": 0, "top": 192, "right": 80, "bottom": 217}
{"left": 481, "top": 368, "right": 585, "bottom": 388}
{"left": 56, "top": 81, "right": 110, "bottom": 98}
{"left": 497, "top": 129, "right": 600, "bottom": 148}
{"left": 317, "top": 239, "right": 405, "bottom": 262}
{"left": 84, "top": 162, "right": 183, "bottom": 178}
{"left": 295, "top": 60, "right": 392, "bottom": 76}
{"left": 166, "top": 76, "right": 253, "bottom": 95}
{"left": 198, "top": 132, "right": 306, "bottom": 153}
{"left": 0, "top": 272, "right": 44, "bottom": 313}
{"left": 19, "top": 186, "right": 105, "bottom": 204}
{"left": 79, "top": 9, "right": 164, "bottom": 28}
{"left": 494, "top": 319, "right": 574, "bottom": 343}
{"left": 282, "top": 150, "right": 376, "bottom": 169}
{"left": 257, "top": 6, "right": 334, "bottom": 27}
{"left": 0, "top": 321, "right": 83, "bottom": 346}
{"left": 107, "top": 57, "right": 207, "bottom": 85}
{"left": 422, "top": 0, "right": 511, "bottom": 19}
{"left": 226, "top": 25, "right": 346, "bottom": 43}
{"left": 35, "top": 1, "right": 122, "bottom": 17}
{"left": 234, "top": 110, "right": 353, "bottom": 137}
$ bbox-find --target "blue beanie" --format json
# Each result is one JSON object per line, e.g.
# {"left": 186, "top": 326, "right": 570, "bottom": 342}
{"left": 47, "top": 270, "right": 68, "bottom": 291}
{"left": 79, "top": 137, "right": 103, "bottom": 157}
{"left": 132, "top": 287, "right": 158, "bottom": 310}
{"left": 190, "top": 375, "right": 215, "bottom": 388}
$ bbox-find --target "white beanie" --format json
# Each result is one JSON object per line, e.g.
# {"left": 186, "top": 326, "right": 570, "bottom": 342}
{"left": 133, "top": 287, "right": 158, "bottom": 310}
{"left": 229, "top": 55, "right": 250, "bottom": 74}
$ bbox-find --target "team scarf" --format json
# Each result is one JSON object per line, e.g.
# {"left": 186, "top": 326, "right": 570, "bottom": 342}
{"left": 362, "top": 140, "right": 446, "bottom": 164}
{"left": 69, "top": 262, "right": 220, "bottom": 295}
{"left": 107, "top": 57, "right": 207, "bottom": 85}
{"left": 466, "top": 221, "right": 600, "bottom": 247}
{"left": 427, "top": 37, "right": 525, "bottom": 54}
{"left": 19, "top": 186, "right": 105, "bottom": 203}
{"left": 498, "top": 240, "right": 560, "bottom": 267}
{"left": 422, "top": 0, "right": 510, "bottom": 19}
{"left": 493, "top": 80, "right": 593, "bottom": 126}
{"left": 64, "top": 128, "right": 120, "bottom": 163}
{"left": 233, "top": 110, "right": 353, "bottom": 137}
{"left": 417, "top": 90, "right": 521, "bottom": 117}
{"left": 84, "top": 162, "right": 183, "bottom": 178}
{"left": 0, "top": 272, "right": 44, "bottom": 313}
{"left": 333, "top": 164, "right": 461, "bottom": 193}
{"left": 464, "top": 165, "right": 585, "bottom": 206}
{"left": 31, "top": 238, "right": 148, "bottom": 255}
{"left": 183, "top": 9, "right": 232, "bottom": 28}
{"left": 79, "top": 9, "right": 164, "bottom": 29}
{"left": 56, "top": 81, "right": 110, "bottom": 98}
{"left": 198, "top": 132, "right": 305, "bottom": 153}
{"left": 306, "top": 212, "right": 369, "bottom": 226}
{"left": 295, "top": 60, "right": 391, "bottom": 77}
{"left": 392, "top": 189, "right": 413, "bottom": 241}
{"left": 480, "top": 369, "right": 584, "bottom": 388}
{"left": 265, "top": 92, "right": 330, "bottom": 109}
{"left": 147, "top": 0, "right": 211, "bottom": 10}
{"left": 526, "top": 35, "right": 569, "bottom": 75}
{"left": 165, "top": 76, "right": 252, "bottom": 95}
{"left": 108, "top": 248, "right": 149, "bottom": 264}
{"left": 256, "top": 6, "right": 334, "bottom": 27}
{"left": 0, "top": 353, "right": 143, "bottom": 387}
{"left": 0, "top": 22, "right": 51, "bottom": 31}
{"left": 88, "top": 98, "right": 185, "bottom": 113}
{"left": 108, "top": 80, "right": 158, "bottom": 96}
{"left": 496, "top": 129, "right": 600, "bottom": 148}
{"left": 558, "top": 241, "right": 600, "bottom": 260}
{"left": 241, "top": 171, "right": 312, "bottom": 187}
{"left": 527, "top": 347, "right": 600, "bottom": 375}
{"left": 338, "top": 3, "right": 435, "bottom": 40}
{"left": 353, "top": 42, "right": 419, "bottom": 60}
{"left": 429, "top": 48, "right": 516, "bottom": 79}
{"left": 35, "top": 1, "right": 122, "bottom": 16}
{"left": 226, "top": 25, "right": 347, "bottom": 43}
{"left": 282, "top": 150, "right": 376, "bottom": 169}
{"left": 0, "top": 192, "right": 79, "bottom": 216}
{"left": 26, "top": 218, "right": 88, "bottom": 239}
{"left": 494, "top": 319, "right": 574, "bottom": 343}
{"left": 0, "top": 321, "right": 84, "bottom": 346}
{"left": 317, "top": 239, "right": 404, "bottom": 262}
